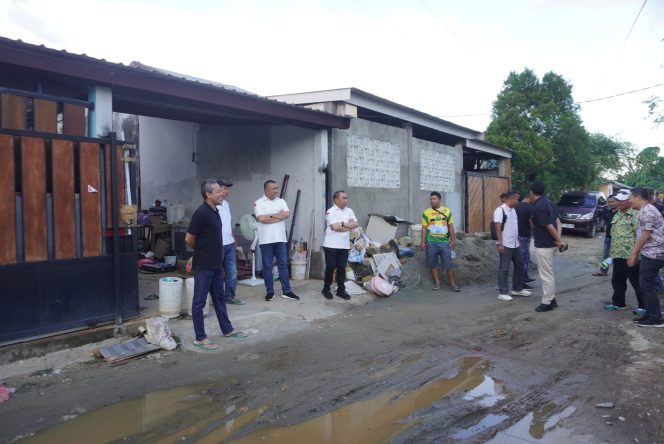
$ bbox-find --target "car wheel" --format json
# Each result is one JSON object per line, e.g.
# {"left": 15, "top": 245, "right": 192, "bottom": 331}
{"left": 586, "top": 223, "right": 597, "bottom": 238}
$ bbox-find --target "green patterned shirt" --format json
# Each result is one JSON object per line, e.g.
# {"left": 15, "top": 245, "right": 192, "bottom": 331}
{"left": 609, "top": 209, "right": 638, "bottom": 259}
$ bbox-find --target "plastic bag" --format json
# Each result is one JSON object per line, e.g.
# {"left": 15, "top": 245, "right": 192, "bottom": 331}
{"left": 145, "top": 316, "right": 177, "bottom": 350}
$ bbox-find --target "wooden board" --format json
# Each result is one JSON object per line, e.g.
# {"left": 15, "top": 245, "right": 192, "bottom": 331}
{"left": 1, "top": 94, "right": 26, "bottom": 130}
{"left": 34, "top": 99, "right": 57, "bottom": 133}
{"left": 466, "top": 175, "right": 484, "bottom": 233}
{"left": 79, "top": 142, "right": 102, "bottom": 256}
{"left": 63, "top": 103, "right": 86, "bottom": 136}
{"left": 0, "top": 135, "right": 16, "bottom": 264}
{"left": 105, "top": 144, "right": 126, "bottom": 228}
{"left": 21, "top": 137, "right": 48, "bottom": 262}
{"left": 52, "top": 139, "right": 76, "bottom": 259}
{"left": 483, "top": 177, "right": 510, "bottom": 232}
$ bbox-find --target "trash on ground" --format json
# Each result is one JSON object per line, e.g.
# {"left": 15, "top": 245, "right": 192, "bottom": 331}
{"left": 97, "top": 337, "right": 161, "bottom": 366}
{"left": 594, "top": 402, "right": 615, "bottom": 409}
{"left": 0, "top": 383, "right": 16, "bottom": 403}
{"left": 145, "top": 317, "right": 178, "bottom": 350}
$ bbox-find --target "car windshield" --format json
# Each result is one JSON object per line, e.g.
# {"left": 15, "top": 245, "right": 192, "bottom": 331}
{"left": 558, "top": 195, "right": 596, "bottom": 208}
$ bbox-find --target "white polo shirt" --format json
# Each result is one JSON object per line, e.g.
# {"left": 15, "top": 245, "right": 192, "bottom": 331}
{"left": 216, "top": 201, "right": 235, "bottom": 246}
{"left": 323, "top": 205, "right": 357, "bottom": 249}
{"left": 494, "top": 203, "right": 519, "bottom": 248}
{"left": 254, "top": 195, "right": 289, "bottom": 245}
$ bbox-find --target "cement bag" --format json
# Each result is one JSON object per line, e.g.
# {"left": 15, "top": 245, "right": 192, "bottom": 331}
{"left": 145, "top": 316, "right": 177, "bottom": 351}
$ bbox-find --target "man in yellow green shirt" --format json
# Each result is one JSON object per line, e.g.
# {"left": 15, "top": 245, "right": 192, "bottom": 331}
{"left": 419, "top": 191, "right": 459, "bottom": 291}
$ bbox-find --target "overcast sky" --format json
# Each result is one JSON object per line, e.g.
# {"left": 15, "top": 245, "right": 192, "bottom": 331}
{"left": 1, "top": 0, "right": 662, "bottom": 151}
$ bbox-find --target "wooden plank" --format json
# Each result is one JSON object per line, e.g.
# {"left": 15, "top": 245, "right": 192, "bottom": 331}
{"left": 0, "top": 135, "right": 16, "bottom": 264}
{"left": 21, "top": 137, "right": 48, "bottom": 262}
{"left": 63, "top": 103, "right": 86, "bottom": 136}
{"left": 483, "top": 177, "right": 510, "bottom": 232}
{"left": 52, "top": 139, "right": 76, "bottom": 259}
{"left": 1, "top": 94, "right": 26, "bottom": 130}
{"left": 80, "top": 142, "right": 102, "bottom": 256}
{"left": 104, "top": 144, "right": 127, "bottom": 228}
{"left": 466, "top": 176, "right": 484, "bottom": 233}
{"left": 34, "top": 99, "right": 58, "bottom": 133}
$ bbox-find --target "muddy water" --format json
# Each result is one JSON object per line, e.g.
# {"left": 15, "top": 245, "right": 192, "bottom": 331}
{"left": 21, "top": 357, "right": 493, "bottom": 444}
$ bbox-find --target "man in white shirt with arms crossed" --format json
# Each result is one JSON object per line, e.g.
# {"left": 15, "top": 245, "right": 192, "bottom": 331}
{"left": 322, "top": 190, "right": 358, "bottom": 300}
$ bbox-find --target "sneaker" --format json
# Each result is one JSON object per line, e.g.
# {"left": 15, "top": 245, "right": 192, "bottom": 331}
{"left": 322, "top": 289, "right": 333, "bottom": 300}
{"left": 497, "top": 294, "right": 513, "bottom": 301}
{"left": 551, "top": 298, "right": 558, "bottom": 308}
{"left": 604, "top": 304, "right": 628, "bottom": 311}
{"left": 225, "top": 298, "right": 245, "bottom": 305}
{"left": 535, "top": 303, "right": 554, "bottom": 312}
{"left": 637, "top": 318, "right": 664, "bottom": 328}
{"left": 265, "top": 292, "right": 275, "bottom": 301}
{"left": 336, "top": 291, "right": 351, "bottom": 300}
{"left": 511, "top": 289, "right": 532, "bottom": 297}
{"left": 523, "top": 283, "right": 534, "bottom": 290}
{"left": 525, "top": 278, "right": 536, "bottom": 284}
{"left": 282, "top": 292, "right": 300, "bottom": 301}
{"left": 633, "top": 315, "right": 650, "bottom": 323}
{"left": 633, "top": 308, "right": 647, "bottom": 316}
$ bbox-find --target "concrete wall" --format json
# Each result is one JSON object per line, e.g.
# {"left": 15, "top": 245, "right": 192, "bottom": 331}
{"left": 139, "top": 116, "right": 327, "bottom": 252}
{"left": 329, "top": 119, "right": 463, "bottom": 231}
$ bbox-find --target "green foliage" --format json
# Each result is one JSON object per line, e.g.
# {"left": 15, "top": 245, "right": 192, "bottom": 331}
{"left": 484, "top": 69, "right": 633, "bottom": 199}
{"left": 619, "top": 146, "right": 664, "bottom": 190}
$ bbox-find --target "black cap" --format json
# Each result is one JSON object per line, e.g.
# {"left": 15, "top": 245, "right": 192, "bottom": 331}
{"left": 217, "top": 179, "right": 233, "bottom": 187}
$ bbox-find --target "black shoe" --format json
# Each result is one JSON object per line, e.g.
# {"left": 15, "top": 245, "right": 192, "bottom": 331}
{"left": 551, "top": 298, "right": 558, "bottom": 308}
{"left": 535, "top": 303, "right": 554, "bottom": 312}
{"left": 265, "top": 292, "right": 275, "bottom": 301}
{"left": 637, "top": 318, "right": 664, "bottom": 328}
{"left": 633, "top": 315, "right": 650, "bottom": 323}
{"left": 322, "top": 288, "right": 333, "bottom": 300}
{"left": 336, "top": 291, "right": 351, "bottom": 300}
{"left": 525, "top": 278, "right": 536, "bottom": 284}
{"left": 523, "top": 283, "right": 534, "bottom": 290}
{"left": 282, "top": 292, "right": 300, "bottom": 301}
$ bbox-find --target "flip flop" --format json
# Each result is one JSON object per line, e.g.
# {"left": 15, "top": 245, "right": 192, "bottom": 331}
{"left": 604, "top": 304, "right": 628, "bottom": 311}
{"left": 192, "top": 339, "right": 219, "bottom": 350}
{"left": 223, "top": 330, "right": 248, "bottom": 339}
{"left": 225, "top": 299, "right": 245, "bottom": 305}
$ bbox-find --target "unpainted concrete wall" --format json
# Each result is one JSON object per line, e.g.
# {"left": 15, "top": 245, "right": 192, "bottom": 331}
{"left": 329, "top": 119, "right": 463, "bottom": 231}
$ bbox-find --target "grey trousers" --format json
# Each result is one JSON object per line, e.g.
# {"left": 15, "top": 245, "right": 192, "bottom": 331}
{"left": 498, "top": 246, "right": 524, "bottom": 293}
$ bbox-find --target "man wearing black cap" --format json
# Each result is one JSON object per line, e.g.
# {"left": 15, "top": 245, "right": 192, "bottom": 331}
{"left": 217, "top": 179, "right": 244, "bottom": 305}
{"left": 529, "top": 181, "right": 564, "bottom": 312}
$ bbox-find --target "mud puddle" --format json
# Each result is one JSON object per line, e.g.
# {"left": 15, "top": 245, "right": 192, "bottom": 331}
{"left": 19, "top": 357, "right": 502, "bottom": 444}
{"left": 485, "top": 404, "right": 585, "bottom": 443}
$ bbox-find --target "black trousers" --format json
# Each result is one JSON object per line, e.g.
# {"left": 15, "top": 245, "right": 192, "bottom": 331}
{"left": 323, "top": 247, "right": 349, "bottom": 293}
{"left": 612, "top": 258, "right": 643, "bottom": 308}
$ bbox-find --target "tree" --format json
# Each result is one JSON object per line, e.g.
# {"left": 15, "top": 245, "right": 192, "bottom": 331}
{"left": 587, "top": 133, "right": 635, "bottom": 186}
{"left": 619, "top": 146, "right": 664, "bottom": 189}
{"left": 485, "top": 69, "right": 595, "bottom": 198}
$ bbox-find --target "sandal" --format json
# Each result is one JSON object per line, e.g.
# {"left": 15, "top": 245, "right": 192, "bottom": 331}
{"left": 192, "top": 339, "right": 219, "bottom": 350}
{"left": 452, "top": 285, "right": 461, "bottom": 292}
{"left": 432, "top": 284, "right": 440, "bottom": 291}
{"left": 223, "top": 330, "right": 248, "bottom": 339}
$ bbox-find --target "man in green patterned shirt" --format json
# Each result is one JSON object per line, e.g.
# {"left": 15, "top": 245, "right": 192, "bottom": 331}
{"left": 605, "top": 189, "right": 643, "bottom": 311}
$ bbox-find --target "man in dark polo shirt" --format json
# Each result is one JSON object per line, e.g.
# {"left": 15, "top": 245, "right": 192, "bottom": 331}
{"left": 515, "top": 195, "right": 535, "bottom": 288}
{"left": 529, "top": 181, "right": 564, "bottom": 313}
{"left": 185, "top": 179, "right": 246, "bottom": 350}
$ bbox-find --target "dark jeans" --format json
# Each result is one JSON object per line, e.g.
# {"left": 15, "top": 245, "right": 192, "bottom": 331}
{"left": 323, "top": 247, "right": 349, "bottom": 294}
{"left": 259, "top": 242, "right": 291, "bottom": 294}
{"left": 222, "top": 243, "right": 238, "bottom": 300}
{"left": 611, "top": 258, "right": 642, "bottom": 308}
{"left": 498, "top": 246, "right": 524, "bottom": 293}
{"left": 192, "top": 269, "right": 233, "bottom": 341}
{"left": 518, "top": 236, "right": 531, "bottom": 281}
{"left": 639, "top": 255, "right": 664, "bottom": 322}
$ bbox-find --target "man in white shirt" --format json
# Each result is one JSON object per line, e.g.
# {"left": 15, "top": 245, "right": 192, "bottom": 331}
{"left": 495, "top": 190, "right": 531, "bottom": 301}
{"left": 254, "top": 180, "right": 299, "bottom": 301}
{"left": 322, "top": 191, "right": 359, "bottom": 300}
{"left": 217, "top": 179, "right": 244, "bottom": 305}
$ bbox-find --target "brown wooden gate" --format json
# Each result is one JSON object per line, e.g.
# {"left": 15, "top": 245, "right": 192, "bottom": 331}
{"left": 465, "top": 173, "right": 510, "bottom": 233}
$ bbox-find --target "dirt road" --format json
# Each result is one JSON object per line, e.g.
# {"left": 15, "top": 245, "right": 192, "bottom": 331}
{"left": 2, "top": 233, "right": 664, "bottom": 443}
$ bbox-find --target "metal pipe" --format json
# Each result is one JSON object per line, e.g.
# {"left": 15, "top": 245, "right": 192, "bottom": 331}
{"left": 109, "top": 132, "right": 123, "bottom": 327}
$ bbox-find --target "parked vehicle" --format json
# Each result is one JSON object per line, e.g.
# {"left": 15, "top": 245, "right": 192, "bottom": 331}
{"left": 556, "top": 191, "right": 607, "bottom": 238}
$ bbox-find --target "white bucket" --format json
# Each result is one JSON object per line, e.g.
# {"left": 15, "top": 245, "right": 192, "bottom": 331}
{"left": 159, "top": 277, "right": 182, "bottom": 319}
{"left": 164, "top": 255, "right": 176, "bottom": 266}
{"left": 184, "top": 277, "right": 210, "bottom": 317}
{"left": 409, "top": 224, "right": 422, "bottom": 245}
{"left": 291, "top": 260, "right": 307, "bottom": 280}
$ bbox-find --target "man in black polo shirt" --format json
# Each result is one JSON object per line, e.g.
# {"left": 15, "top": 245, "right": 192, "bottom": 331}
{"left": 529, "top": 181, "right": 564, "bottom": 313}
{"left": 515, "top": 195, "right": 535, "bottom": 288}
{"left": 185, "top": 179, "right": 246, "bottom": 350}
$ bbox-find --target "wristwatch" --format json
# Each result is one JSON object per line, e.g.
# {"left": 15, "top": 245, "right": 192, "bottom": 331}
{"left": 341, "top": 221, "right": 345, "bottom": 227}
{"left": 269, "top": 214, "right": 273, "bottom": 218}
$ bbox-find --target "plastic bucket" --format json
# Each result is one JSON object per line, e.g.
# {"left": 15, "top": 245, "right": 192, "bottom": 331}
{"left": 184, "top": 277, "right": 210, "bottom": 317}
{"left": 159, "top": 277, "right": 182, "bottom": 318}
{"left": 291, "top": 260, "right": 307, "bottom": 280}
{"left": 164, "top": 255, "right": 177, "bottom": 266}
{"left": 409, "top": 224, "right": 422, "bottom": 245}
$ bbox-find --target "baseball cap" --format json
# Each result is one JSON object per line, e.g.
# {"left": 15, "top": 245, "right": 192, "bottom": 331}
{"left": 217, "top": 179, "right": 233, "bottom": 187}
{"left": 615, "top": 189, "right": 630, "bottom": 201}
